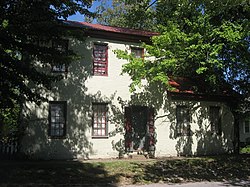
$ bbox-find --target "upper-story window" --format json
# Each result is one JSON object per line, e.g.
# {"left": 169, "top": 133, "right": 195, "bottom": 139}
{"left": 131, "top": 47, "right": 144, "bottom": 59}
{"left": 209, "top": 106, "right": 222, "bottom": 135}
{"left": 93, "top": 43, "right": 108, "bottom": 76}
{"left": 52, "top": 40, "right": 68, "bottom": 73}
{"left": 176, "top": 106, "right": 191, "bottom": 136}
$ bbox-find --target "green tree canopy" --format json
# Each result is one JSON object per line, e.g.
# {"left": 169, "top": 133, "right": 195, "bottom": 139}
{"left": 93, "top": 0, "right": 157, "bottom": 30}
{"left": 0, "top": 0, "right": 93, "bottom": 109}
{"left": 0, "top": 0, "right": 93, "bottom": 139}
{"left": 116, "top": 0, "right": 249, "bottom": 98}
{"left": 113, "top": 0, "right": 250, "bottom": 153}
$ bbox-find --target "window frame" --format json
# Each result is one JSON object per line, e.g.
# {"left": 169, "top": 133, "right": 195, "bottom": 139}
{"left": 93, "top": 43, "right": 108, "bottom": 76}
{"left": 92, "top": 103, "right": 108, "bottom": 138}
{"left": 131, "top": 47, "right": 144, "bottom": 59}
{"left": 244, "top": 120, "right": 250, "bottom": 134}
{"left": 209, "top": 106, "right": 222, "bottom": 135}
{"left": 48, "top": 101, "right": 67, "bottom": 138}
{"left": 176, "top": 106, "right": 191, "bottom": 136}
{"left": 51, "top": 40, "right": 69, "bottom": 73}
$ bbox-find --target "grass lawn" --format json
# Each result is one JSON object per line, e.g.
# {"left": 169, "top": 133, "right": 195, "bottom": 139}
{"left": 0, "top": 155, "right": 249, "bottom": 186}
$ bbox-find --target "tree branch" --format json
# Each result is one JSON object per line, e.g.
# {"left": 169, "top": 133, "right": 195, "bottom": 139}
{"left": 145, "top": 0, "right": 158, "bottom": 10}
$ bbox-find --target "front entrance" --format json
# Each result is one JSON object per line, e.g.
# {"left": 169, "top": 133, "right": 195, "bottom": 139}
{"left": 124, "top": 106, "right": 156, "bottom": 156}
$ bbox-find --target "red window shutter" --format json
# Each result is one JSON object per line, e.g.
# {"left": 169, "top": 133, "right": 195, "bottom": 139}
{"left": 124, "top": 107, "right": 132, "bottom": 151}
{"left": 147, "top": 107, "right": 155, "bottom": 146}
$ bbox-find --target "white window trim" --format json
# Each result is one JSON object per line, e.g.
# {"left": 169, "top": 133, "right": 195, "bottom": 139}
{"left": 92, "top": 103, "right": 109, "bottom": 138}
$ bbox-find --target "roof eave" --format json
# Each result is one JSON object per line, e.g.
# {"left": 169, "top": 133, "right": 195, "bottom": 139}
{"left": 168, "top": 91, "right": 238, "bottom": 104}
{"left": 84, "top": 29, "right": 152, "bottom": 43}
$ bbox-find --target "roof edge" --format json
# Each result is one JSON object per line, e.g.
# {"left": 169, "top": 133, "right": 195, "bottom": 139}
{"left": 63, "top": 20, "right": 159, "bottom": 37}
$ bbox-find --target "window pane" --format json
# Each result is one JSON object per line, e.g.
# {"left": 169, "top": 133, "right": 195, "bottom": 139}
{"left": 92, "top": 104, "right": 108, "bottom": 137}
{"left": 176, "top": 106, "right": 190, "bottom": 136}
{"left": 93, "top": 44, "right": 108, "bottom": 76}
{"left": 52, "top": 40, "right": 68, "bottom": 73}
{"left": 131, "top": 48, "right": 143, "bottom": 58}
{"left": 59, "top": 130, "right": 64, "bottom": 136}
{"left": 209, "top": 106, "right": 221, "bottom": 135}
{"left": 245, "top": 121, "right": 250, "bottom": 133}
{"left": 52, "top": 64, "right": 66, "bottom": 72}
{"left": 49, "top": 102, "right": 66, "bottom": 137}
{"left": 51, "top": 117, "right": 55, "bottom": 123}
{"left": 101, "top": 129, "right": 106, "bottom": 136}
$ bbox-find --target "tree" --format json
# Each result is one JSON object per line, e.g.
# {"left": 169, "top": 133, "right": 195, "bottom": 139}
{"left": 94, "top": 0, "right": 157, "bottom": 30}
{"left": 117, "top": 0, "right": 249, "bottom": 96}
{"left": 115, "top": 0, "right": 249, "bottom": 153}
{"left": 0, "top": 0, "right": 93, "bottom": 140}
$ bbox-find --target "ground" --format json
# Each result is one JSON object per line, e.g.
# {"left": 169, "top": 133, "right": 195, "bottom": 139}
{"left": 0, "top": 155, "right": 249, "bottom": 186}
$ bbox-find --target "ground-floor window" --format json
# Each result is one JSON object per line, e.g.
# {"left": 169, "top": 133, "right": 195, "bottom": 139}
{"left": 244, "top": 120, "right": 250, "bottom": 133}
{"left": 48, "top": 101, "right": 67, "bottom": 138}
{"left": 92, "top": 103, "right": 108, "bottom": 137}
{"left": 176, "top": 106, "right": 191, "bottom": 136}
{"left": 209, "top": 106, "right": 222, "bottom": 135}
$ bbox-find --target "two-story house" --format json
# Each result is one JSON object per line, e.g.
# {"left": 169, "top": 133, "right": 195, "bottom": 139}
{"left": 21, "top": 21, "right": 236, "bottom": 159}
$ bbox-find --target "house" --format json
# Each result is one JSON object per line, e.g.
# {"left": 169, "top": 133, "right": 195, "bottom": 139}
{"left": 21, "top": 21, "right": 236, "bottom": 160}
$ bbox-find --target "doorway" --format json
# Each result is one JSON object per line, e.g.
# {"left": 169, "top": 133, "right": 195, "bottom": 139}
{"left": 124, "top": 106, "right": 155, "bottom": 153}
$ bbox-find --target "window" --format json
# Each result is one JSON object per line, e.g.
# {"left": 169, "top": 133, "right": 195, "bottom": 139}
{"left": 52, "top": 40, "right": 68, "bottom": 72}
{"left": 93, "top": 44, "right": 108, "bottom": 76}
{"left": 48, "top": 101, "right": 67, "bottom": 138}
{"left": 92, "top": 103, "right": 108, "bottom": 137}
{"left": 131, "top": 47, "right": 144, "bottom": 58}
{"left": 176, "top": 106, "right": 191, "bottom": 136}
{"left": 209, "top": 106, "right": 222, "bottom": 135}
{"left": 244, "top": 120, "right": 250, "bottom": 133}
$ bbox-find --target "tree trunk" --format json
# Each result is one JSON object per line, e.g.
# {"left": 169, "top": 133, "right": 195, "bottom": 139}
{"left": 232, "top": 111, "right": 240, "bottom": 155}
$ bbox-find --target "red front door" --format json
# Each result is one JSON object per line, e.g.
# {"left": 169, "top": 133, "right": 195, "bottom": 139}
{"left": 124, "top": 106, "right": 155, "bottom": 153}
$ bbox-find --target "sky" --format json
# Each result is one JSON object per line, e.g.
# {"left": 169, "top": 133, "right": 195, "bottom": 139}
{"left": 68, "top": 1, "right": 103, "bottom": 22}
{"left": 68, "top": 0, "right": 155, "bottom": 22}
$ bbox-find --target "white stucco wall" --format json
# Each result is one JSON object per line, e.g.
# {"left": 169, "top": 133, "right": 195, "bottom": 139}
{"left": 21, "top": 36, "right": 235, "bottom": 160}
{"left": 154, "top": 101, "right": 234, "bottom": 157}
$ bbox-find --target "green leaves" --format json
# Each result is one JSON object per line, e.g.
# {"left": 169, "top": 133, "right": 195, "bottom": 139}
{"left": 1, "top": 19, "right": 8, "bottom": 29}
{"left": 0, "top": 0, "right": 94, "bottom": 138}
{"left": 116, "top": 0, "right": 249, "bottom": 96}
{"left": 95, "top": 0, "right": 156, "bottom": 30}
{"left": 196, "top": 67, "right": 208, "bottom": 74}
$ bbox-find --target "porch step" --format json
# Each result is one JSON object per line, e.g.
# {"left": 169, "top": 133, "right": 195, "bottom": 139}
{"left": 129, "top": 154, "right": 148, "bottom": 160}
{"left": 124, "top": 151, "right": 149, "bottom": 159}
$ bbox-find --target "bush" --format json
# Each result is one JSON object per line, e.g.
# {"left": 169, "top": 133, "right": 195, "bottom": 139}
{"left": 240, "top": 145, "right": 250, "bottom": 154}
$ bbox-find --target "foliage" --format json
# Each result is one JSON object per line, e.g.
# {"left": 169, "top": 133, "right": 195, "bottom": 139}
{"left": 94, "top": 0, "right": 157, "bottom": 30}
{"left": 0, "top": 0, "right": 93, "bottom": 137}
{"left": 240, "top": 145, "right": 250, "bottom": 154}
{"left": 0, "top": 0, "right": 93, "bottom": 108}
{"left": 0, "top": 101, "right": 21, "bottom": 142}
{"left": 116, "top": 0, "right": 249, "bottom": 98}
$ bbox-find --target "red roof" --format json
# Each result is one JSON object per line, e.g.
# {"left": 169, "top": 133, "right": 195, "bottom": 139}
{"left": 168, "top": 77, "right": 236, "bottom": 103}
{"left": 64, "top": 21, "right": 158, "bottom": 37}
{"left": 169, "top": 77, "right": 197, "bottom": 94}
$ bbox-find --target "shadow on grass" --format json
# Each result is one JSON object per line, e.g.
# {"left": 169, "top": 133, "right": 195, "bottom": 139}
{"left": 0, "top": 160, "right": 119, "bottom": 186}
{"left": 131, "top": 155, "right": 250, "bottom": 185}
